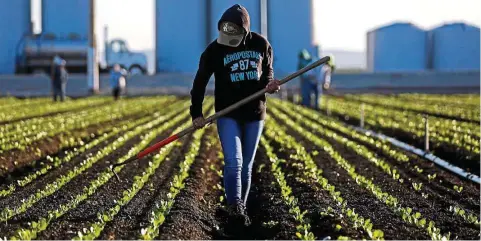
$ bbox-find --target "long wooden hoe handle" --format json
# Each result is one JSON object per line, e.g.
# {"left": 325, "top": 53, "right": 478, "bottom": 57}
{"left": 111, "top": 56, "right": 330, "bottom": 174}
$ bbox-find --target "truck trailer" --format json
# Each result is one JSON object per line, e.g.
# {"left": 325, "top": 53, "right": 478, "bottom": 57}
{"left": 15, "top": 30, "right": 148, "bottom": 75}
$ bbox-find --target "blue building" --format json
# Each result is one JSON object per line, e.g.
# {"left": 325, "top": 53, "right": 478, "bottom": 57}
{"left": 268, "top": 0, "right": 314, "bottom": 76}
{"left": 155, "top": 0, "right": 269, "bottom": 73}
{"left": 42, "top": 0, "right": 91, "bottom": 38}
{"left": 155, "top": 0, "right": 314, "bottom": 74}
{"left": 367, "top": 22, "right": 427, "bottom": 72}
{"left": 0, "top": 0, "right": 31, "bottom": 74}
{"left": 208, "top": 0, "right": 263, "bottom": 41}
{"left": 429, "top": 23, "right": 480, "bottom": 71}
{"left": 155, "top": 0, "right": 208, "bottom": 73}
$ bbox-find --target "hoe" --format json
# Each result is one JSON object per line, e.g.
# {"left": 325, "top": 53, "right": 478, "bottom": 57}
{"left": 110, "top": 56, "right": 331, "bottom": 181}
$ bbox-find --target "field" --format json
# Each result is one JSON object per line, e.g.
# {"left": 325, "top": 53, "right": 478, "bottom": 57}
{"left": 0, "top": 95, "right": 479, "bottom": 240}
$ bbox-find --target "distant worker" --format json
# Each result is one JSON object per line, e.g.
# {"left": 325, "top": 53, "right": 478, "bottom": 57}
{"left": 320, "top": 54, "right": 335, "bottom": 91}
{"left": 298, "top": 49, "right": 316, "bottom": 108}
{"left": 189, "top": 4, "right": 280, "bottom": 226}
{"left": 109, "top": 64, "right": 128, "bottom": 101}
{"left": 51, "top": 56, "right": 68, "bottom": 102}
{"left": 298, "top": 50, "right": 335, "bottom": 109}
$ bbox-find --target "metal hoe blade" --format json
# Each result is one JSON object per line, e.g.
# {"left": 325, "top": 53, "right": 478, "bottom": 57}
{"left": 110, "top": 156, "right": 138, "bottom": 182}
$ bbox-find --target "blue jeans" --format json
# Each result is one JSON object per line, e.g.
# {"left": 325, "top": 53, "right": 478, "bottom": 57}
{"left": 53, "top": 83, "right": 66, "bottom": 102}
{"left": 217, "top": 117, "right": 264, "bottom": 206}
{"left": 301, "top": 80, "right": 321, "bottom": 109}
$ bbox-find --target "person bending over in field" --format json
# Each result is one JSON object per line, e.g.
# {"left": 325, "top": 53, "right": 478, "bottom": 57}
{"left": 189, "top": 4, "right": 280, "bottom": 226}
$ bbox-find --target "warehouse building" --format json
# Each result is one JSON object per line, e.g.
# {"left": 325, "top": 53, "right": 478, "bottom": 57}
{"left": 0, "top": 0, "right": 31, "bottom": 74}
{"left": 428, "top": 22, "right": 480, "bottom": 71}
{"left": 42, "top": 0, "right": 90, "bottom": 38}
{"left": 0, "top": 0, "right": 316, "bottom": 75}
{"left": 366, "top": 22, "right": 428, "bottom": 72}
{"left": 155, "top": 0, "right": 314, "bottom": 74}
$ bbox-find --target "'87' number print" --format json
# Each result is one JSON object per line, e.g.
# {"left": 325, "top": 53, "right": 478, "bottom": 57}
{"left": 231, "top": 59, "right": 257, "bottom": 72}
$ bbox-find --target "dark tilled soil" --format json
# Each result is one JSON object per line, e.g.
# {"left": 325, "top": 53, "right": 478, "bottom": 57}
{"left": 0, "top": 115, "right": 157, "bottom": 205}
{"left": 329, "top": 121, "right": 480, "bottom": 213}
{"left": 270, "top": 115, "right": 430, "bottom": 240}
{"left": 266, "top": 136, "right": 365, "bottom": 240}
{"left": 125, "top": 127, "right": 300, "bottom": 240}
{"left": 302, "top": 126, "right": 480, "bottom": 240}
{"left": 283, "top": 107, "right": 480, "bottom": 214}
{"left": 95, "top": 132, "right": 195, "bottom": 240}
{"left": 232, "top": 145, "right": 299, "bottom": 240}
{"left": 0, "top": 113, "right": 148, "bottom": 178}
{"left": 325, "top": 108, "right": 480, "bottom": 175}
{"left": 36, "top": 120, "right": 190, "bottom": 240}
{"left": 0, "top": 127, "right": 102, "bottom": 178}
{"left": 0, "top": 117, "right": 184, "bottom": 238}
{"left": 157, "top": 128, "right": 222, "bottom": 240}
{"left": 0, "top": 113, "right": 154, "bottom": 189}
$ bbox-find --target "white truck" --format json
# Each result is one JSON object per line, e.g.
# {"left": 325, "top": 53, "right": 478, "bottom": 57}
{"left": 15, "top": 29, "right": 148, "bottom": 75}
{"left": 105, "top": 38, "right": 147, "bottom": 75}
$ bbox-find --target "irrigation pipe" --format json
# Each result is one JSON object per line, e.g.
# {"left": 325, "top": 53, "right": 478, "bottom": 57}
{"left": 352, "top": 126, "right": 481, "bottom": 185}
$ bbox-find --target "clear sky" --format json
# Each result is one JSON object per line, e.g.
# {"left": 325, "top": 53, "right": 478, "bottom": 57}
{"left": 314, "top": 0, "right": 481, "bottom": 51}
{"left": 32, "top": 0, "right": 481, "bottom": 52}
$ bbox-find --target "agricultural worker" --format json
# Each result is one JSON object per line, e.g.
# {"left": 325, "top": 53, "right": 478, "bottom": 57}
{"left": 51, "top": 58, "right": 68, "bottom": 102}
{"left": 298, "top": 51, "right": 335, "bottom": 109}
{"left": 109, "top": 64, "right": 128, "bottom": 101}
{"left": 189, "top": 4, "right": 280, "bottom": 226}
{"left": 298, "top": 49, "right": 314, "bottom": 107}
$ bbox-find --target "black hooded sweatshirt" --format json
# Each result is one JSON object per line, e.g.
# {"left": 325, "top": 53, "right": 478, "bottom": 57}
{"left": 189, "top": 4, "right": 274, "bottom": 122}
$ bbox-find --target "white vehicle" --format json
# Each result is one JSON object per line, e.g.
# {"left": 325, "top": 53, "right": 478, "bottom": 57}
{"left": 105, "top": 39, "right": 147, "bottom": 75}
{"left": 16, "top": 26, "right": 148, "bottom": 75}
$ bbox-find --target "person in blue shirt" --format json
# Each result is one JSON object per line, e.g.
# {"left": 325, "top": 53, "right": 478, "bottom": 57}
{"left": 109, "top": 64, "right": 128, "bottom": 101}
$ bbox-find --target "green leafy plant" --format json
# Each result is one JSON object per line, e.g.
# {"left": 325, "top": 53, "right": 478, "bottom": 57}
{"left": 304, "top": 95, "right": 479, "bottom": 154}
{"left": 269, "top": 105, "right": 448, "bottom": 241}
{"left": 263, "top": 117, "right": 384, "bottom": 240}
{"left": 262, "top": 220, "right": 279, "bottom": 228}
{"left": 427, "top": 174, "right": 436, "bottom": 182}
{"left": 7, "top": 100, "right": 207, "bottom": 240}
{"left": 1, "top": 106, "right": 189, "bottom": 224}
{"left": 139, "top": 120, "right": 211, "bottom": 240}
{"left": 261, "top": 137, "right": 316, "bottom": 240}
{"left": 412, "top": 182, "right": 423, "bottom": 192}
{"left": 453, "top": 185, "right": 463, "bottom": 193}
{"left": 0, "top": 114, "right": 157, "bottom": 198}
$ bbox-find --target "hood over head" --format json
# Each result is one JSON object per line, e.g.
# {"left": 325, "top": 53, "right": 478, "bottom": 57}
{"left": 217, "top": 4, "right": 251, "bottom": 47}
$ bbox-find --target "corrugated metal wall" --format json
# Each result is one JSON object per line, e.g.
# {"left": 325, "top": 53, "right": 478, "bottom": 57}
{"left": 209, "top": 0, "right": 261, "bottom": 42}
{"left": 154, "top": 0, "right": 310, "bottom": 74}
{"left": 430, "top": 23, "right": 480, "bottom": 71}
{"left": 0, "top": 0, "right": 31, "bottom": 74}
{"left": 367, "top": 23, "right": 427, "bottom": 72}
{"left": 268, "top": 0, "right": 314, "bottom": 76}
{"left": 366, "top": 31, "right": 375, "bottom": 72}
{"left": 155, "top": 0, "right": 207, "bottom": 73}
{"left": 42, "top": 0, "right": 90, "bottom": 37}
